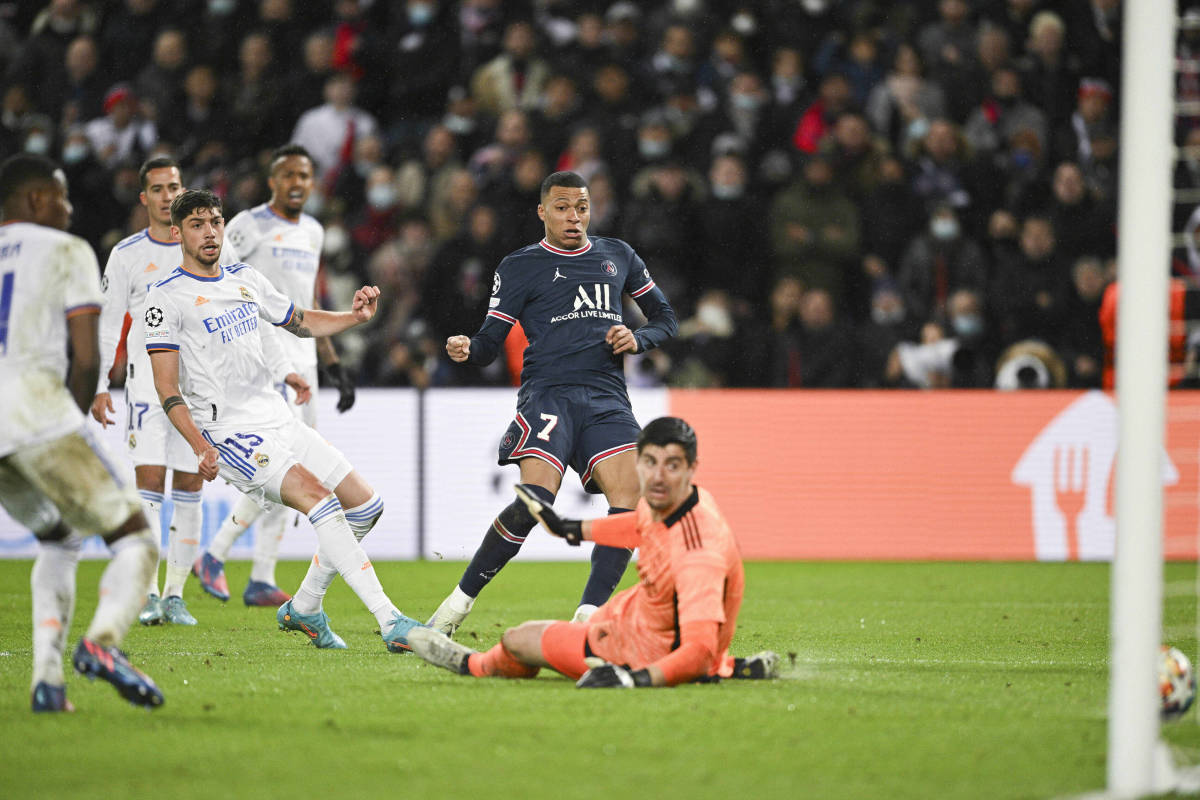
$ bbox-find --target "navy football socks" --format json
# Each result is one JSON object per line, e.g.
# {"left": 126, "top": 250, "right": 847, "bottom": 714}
{"left": 578, "top": 507, "right": 635, "bottom": 607}
{"left": 458, "top": 484, "right": 555, "bottom": 597}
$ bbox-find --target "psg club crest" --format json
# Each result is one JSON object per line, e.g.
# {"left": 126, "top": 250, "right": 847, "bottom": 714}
{"left": 601, "top": 260, "right": 617, "bottom": 276}
{"left": 255, "top": 452, "right": 270, "bottom": 467}
{"left": 501, "top": 432, "right": 515, "bottom": 449}
{"left": 492, "top": 272, "right": 501, "bottom": 295}
{"left": 144, "top": 306, "right": 164, "bottom": 327}
{"left": 239, "top": 286, "right": 255, "bottom": 302}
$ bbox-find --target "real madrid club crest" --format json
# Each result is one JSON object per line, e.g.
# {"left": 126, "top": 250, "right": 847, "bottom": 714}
{"left": 255, "top": 452, "right": 270, "bottom": 467}
{"left": 128, "top": 433, "right": 136, "bottom": 449}
{"left": 240, "top": 286, "right": 255, "bottom": 302}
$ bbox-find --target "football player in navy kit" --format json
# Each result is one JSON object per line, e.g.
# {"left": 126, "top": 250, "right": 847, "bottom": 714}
{"left": 428, "top": 171, "right": 677, "bottom": 636}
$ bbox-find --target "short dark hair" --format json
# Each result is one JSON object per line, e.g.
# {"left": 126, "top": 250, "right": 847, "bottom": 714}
{"left": 539, "top": 170, "right": 587, "bottom": 200}
{"left": 637, "top": 417, "right": 698, "bottom": 464}
{"left": 170, "top": 188, "right": 222, "bottom": 227}
{"left": 0, "top": 153, "right": 59, "bottom": 207}
{"left": 269, "top": 144, "right": 313, "bottom": 174}
{"left": 138, "top": 155, "right": 180, "bottom": 189}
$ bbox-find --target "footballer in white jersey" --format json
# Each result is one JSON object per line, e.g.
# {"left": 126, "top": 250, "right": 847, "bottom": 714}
{"left": 149, "top": 188, "right": 423, "bottom": 652}
{"left": 90, "top": 157, "right": 276, "bottom": 627}
{"left": 97, "top": 224, "right": 240, "bottom": 470}
{"left": 0, "top": 154, "right": 161, "bottom": 712}
{"left": 196, "top": 145, "right": 353, "bottom": 609}
{"left": 224, "top": 202, "right": 323, "bottom": 426}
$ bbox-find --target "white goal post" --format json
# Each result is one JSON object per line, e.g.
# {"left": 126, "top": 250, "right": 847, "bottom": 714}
{"left": 1108, "top": 1, "right": 1176, "bottom": 796}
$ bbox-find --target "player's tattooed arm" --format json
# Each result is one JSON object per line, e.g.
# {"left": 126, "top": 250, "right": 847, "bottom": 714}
{"left": 282, "top": 308, "right": 314, "bottom": 338}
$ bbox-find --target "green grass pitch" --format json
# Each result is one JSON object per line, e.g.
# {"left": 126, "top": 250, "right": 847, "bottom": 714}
{"left": 2, "top": 559, "right": 1199, "bottom": 799}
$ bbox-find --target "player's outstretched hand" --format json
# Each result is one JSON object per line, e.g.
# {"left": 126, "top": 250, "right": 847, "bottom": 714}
{"left": 197, "top": 446, "right": 219, "bottom": 482}
{"left": 351, "top": 285, "right": 380, "bottom": 323}
{"left": 91, "top": 392, "right": 115, "bottom": 427}
{"left": 513, "top": 485, "right": 582, "bottom": 545}
{"left": 605, "top": 324, "right": 639, "bottom": 355}
{"left": 577, "top": 661, "right": 652, "bottom": 688}
{"left": 446, "top": 334, "right": 471, "bottom": 362}
{"left": 284, "top": 372, "right": 312, "bottom": 405}
{"left": 321, "top": 362, "right": 355, "bottom": 412}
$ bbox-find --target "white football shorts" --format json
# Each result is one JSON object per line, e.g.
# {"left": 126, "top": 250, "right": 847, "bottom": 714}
{"left": 202, "top": 415, "right": 351, "bottom": 508}
{"left": 123, "top": 383, "right": 200, "bottom": 473}
{"left": 0, "top": 426, "right": 141, "bottom": 539}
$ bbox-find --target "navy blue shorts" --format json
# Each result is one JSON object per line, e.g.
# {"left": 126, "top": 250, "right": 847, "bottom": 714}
{"left": 497, "top": 384, "right": 639, "bottom": 494}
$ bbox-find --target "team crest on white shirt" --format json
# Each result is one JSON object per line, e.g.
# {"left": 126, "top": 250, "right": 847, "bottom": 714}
{"left": 128, "top": 433, "right": 136, "bottom": 449}
{"left": 239, "top": 286, "right": 255, "bottom": 302}
{"left": 255, "top": 452, "right": 269, "bottom": 467}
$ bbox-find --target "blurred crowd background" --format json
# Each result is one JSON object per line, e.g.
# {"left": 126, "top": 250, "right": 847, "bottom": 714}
{"left": 0, "top": 0, "right": 1183, "bottom": 390}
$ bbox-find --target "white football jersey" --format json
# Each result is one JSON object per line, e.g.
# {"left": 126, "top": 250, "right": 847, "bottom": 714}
{"left": 224, "top": 204, "right": 323, "bottom": 372}
{"left": 97, "top": 228, "right": 238, "bottom": 398}
{"left": 143, "top": 263, "right": 297, "bottom": 430}
{"left": 0, "top": 222, "right": 103, "bottom": 457}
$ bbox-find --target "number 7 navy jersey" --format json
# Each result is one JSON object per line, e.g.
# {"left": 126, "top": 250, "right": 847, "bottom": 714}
{"left": 465, "top": 236, "right": 677, "bottom": 393}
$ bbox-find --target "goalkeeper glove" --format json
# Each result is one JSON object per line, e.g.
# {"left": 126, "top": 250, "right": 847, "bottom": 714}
{"left": 322, "top": 362, "right": 356, "bottom": 413}
{"left": 576, "top": 662, "right": 653, "bottom": 689}
{"left": 513, "top": 484, "right": 582, "bottom": 545}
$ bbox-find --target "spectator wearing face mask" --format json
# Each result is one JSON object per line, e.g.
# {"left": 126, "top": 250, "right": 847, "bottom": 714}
{"left": 696, "top": 154, "right": 768, "bottom": 309}
{"left": 856, "top": 279, "right": 917, "bottom": 388}
{"left": 943, "top": 287, "right": 995, "bottom": 387}
{"left": 349, "top": 165, "right": 404, "bottom": 255}
{"left": 897, "top": 203, "right": 989, "bottom": 325}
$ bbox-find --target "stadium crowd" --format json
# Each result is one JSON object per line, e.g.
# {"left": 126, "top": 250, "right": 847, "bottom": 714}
{"left": 0, "top": 0, "right": 1170, "bottom": 389}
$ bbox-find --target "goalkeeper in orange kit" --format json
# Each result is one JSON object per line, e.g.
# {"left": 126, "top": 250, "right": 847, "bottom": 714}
{"left": 406, "top": 417, "right": 777, "bottom": 687}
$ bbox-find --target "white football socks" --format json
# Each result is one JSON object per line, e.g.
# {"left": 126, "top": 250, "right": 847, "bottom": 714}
{"left": 250, "top": 505, "right": 289, "bottom": 585}
{"left": 302, "top": 494, "right": 397, "bottom": 627}
{"left": 30, "top": 534, "right": 81, "bottom": 687}
{"left": 292, "top": 494, "right": 379, "bottom": 615}
{"left": 206, "top": 494, "right": 265, "bottom": 562}
{"left": 87, "top": 529, "right": 157, "bottom": 648}
{"left": 164, "top": 490, "right": 202, "bottom": 597}
{"left": 137, "top": 489, "right": 163, "bottom": 597}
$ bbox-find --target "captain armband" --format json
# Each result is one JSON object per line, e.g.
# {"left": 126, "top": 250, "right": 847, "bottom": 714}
{"left": 162, "top": 395, "right": 186, "bottom": 415}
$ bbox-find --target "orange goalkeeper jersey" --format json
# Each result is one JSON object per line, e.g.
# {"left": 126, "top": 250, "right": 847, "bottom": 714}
{"left": 584, "top": 486, "right": 745, "bottom": 677}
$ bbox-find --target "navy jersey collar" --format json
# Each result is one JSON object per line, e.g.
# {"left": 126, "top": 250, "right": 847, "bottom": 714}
{"left": 539, "top": 238, "right": 592, "bottom": 256}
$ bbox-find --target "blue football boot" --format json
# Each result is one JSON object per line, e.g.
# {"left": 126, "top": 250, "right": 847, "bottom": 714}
{"left": 243, "top": 580, "right": 291, "bottom": 607}
{"left": 137, "top": 594, "right": 165, "bottom": 626}
{"left": 382, "top": 611, "right": 425, "bottom": 653}
{"left": 162, "top": 596, "right": 198, "bottom": 625}
{"left": 72, "top": 638, "right": 163, "bottom": 709}
{"left": 191, "top": 553, "right": 230, "bottom": 601}
{"left": 31, "top": 681, "right": 74, "bottom": 712}
{"left": 276, "top": 599, "right": 347, "bottom": 649}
